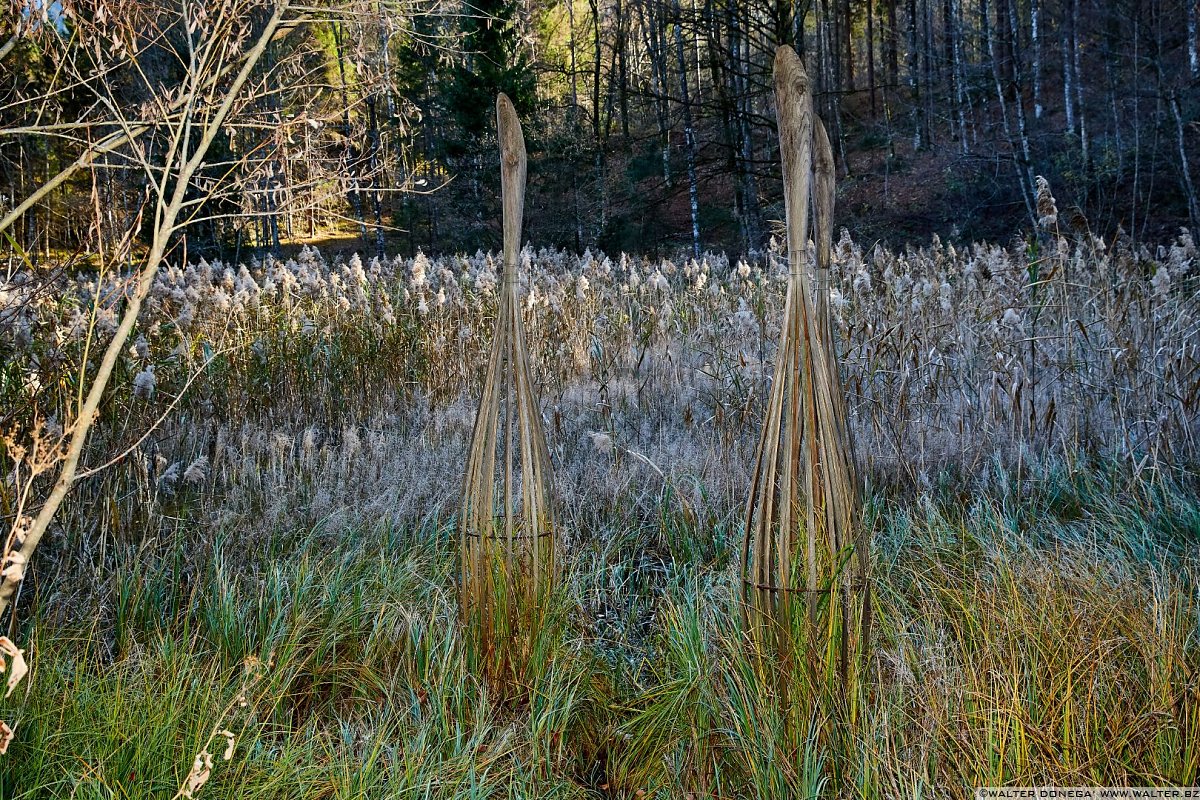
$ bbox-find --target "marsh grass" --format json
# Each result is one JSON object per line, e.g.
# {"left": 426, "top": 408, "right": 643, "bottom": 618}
{"left": 3, "top": 227, "right": 1198, "bottom": 574}
{"left": 0, "top": 460, "right": 1192, "bottom": 798}
{"left": 2, "top": 167, "right": 1199, "bottom": 797}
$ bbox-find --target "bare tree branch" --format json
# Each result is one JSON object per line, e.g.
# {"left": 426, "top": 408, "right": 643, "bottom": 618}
{"left": 0, "top": 0, "right": 293, "bottom": 619}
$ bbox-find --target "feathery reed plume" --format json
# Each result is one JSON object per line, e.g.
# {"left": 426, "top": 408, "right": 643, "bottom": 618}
{"left": 459, "top": 94, "right": 556, "bottom": 687}
{"left": 741, "top": 46, "right": 869, "bottom": 683}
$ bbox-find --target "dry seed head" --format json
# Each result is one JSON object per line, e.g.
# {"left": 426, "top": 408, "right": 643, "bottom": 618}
{"left": 183, "top": 457, "right": 208, "bottom": 485}
{"left": 1151, "top": 265, "right": 1172, "bottom": 297}
{"left": 1036, "top": 175, "right": 1059, "bottom": 229}
{"left": 133, "top": 365, "right": 156, "bottom": 399}
{"left": 181, "top": 751, "right": 213, "bottom": 798}
{"left": 0, "top": 552, "right": 25, "bottom": 583}
{"left": 588, "top": 431, "right": 613, "bottom": 455}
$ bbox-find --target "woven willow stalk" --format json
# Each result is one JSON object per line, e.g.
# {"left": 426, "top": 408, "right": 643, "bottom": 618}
{"left": 740, "top": 47, "right": 871, "bottom": 681}
{"left": 459, "top": 95, "right": 556, "bottom": 676}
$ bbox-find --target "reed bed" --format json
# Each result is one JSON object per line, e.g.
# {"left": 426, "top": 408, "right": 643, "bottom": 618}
{"left": 3, "top": 226, "right": 1195, "bottom": 502}
{"left": 0, "top": 217, "right": 1197, "bottom": 796}
{"left": 1, "top": 227, "right": 1196, "bottom": 605}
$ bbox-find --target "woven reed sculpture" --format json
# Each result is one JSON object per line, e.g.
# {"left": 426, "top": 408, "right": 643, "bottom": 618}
{"left": 740, "top": 46, "right": 872, "bottom": 682}
{"left": 459, "top": 94, "right": 556, "bottom": 682}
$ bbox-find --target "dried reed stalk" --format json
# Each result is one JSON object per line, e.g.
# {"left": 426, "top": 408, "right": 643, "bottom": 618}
{"left": 740, "top": 46, "right": 870, "bottom": 682}
{"left": 459, "top": 95, "right": 556, "bottom": 681}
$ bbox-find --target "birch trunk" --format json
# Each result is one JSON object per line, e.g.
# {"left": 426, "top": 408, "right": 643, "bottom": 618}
{"left": 673, "top": 0, "right": 701, "bottom": 257}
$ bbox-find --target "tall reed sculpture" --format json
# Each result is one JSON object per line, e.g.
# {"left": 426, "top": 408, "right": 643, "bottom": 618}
{"left": 741, "top": 46, "right": 871, "bottom": 685}
{"left": 460, "top": 95, "right": 556, "bottom": 687}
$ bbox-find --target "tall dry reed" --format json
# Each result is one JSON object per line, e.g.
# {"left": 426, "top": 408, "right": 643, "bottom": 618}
{"left": 459, "top": 94, "right": 557, "bottom": 690}
{"left": 741, "top": 47, "right": 870, "bottom": 687}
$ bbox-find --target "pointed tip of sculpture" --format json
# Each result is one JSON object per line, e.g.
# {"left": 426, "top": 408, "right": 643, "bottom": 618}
{"left": 774, "top": 46, "right": 803, "bottom": 77}
{"left": 496, "top": 93, "right": 524, "bottom": 168}
{"left": 773, "top": 45, "right": 809, "bottom": 95}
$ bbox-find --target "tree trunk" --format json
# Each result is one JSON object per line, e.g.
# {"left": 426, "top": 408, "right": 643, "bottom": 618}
{"left": 367, "top": 94, "right": 386, "bottom": 259}
{"left": 1032, "top": 0, "right": 1042, "bottom": 118}
{"left": 979, "top": 0, "right": 990, "bottom": 65}
{"left": 987, "top": 0, "right": 1035, "bottom": 220}
{"left": 1071, "top": 0, "right": 1088, "bottom": 168}
{"left": 922, "top": 0, "right": 934, "bottom": 145}
{"left": 590, "top": 0, "right": 608, "bottom": 234}
{"left": 886, "top": 0, "right": 899, "bottom": 103}
{"left": 1189, "top": 0, "right": 1198, "bottom": 78}
{"left": 616, "top": 0, "right": 630, "bottom": 141}
{"left": 673, "top": 0, "right": 701, "bottom": 257}
{"left": 867, "top": 0, "right": 877, "bottom": 115}
{"left": 1006, "top": 0, "right": 1036, "bottom": 199}
{"left": 843, "top": 0, "right": 855, "bottom": 90}
{"left": 568, "top": 0, "right": 583, "bottom": 249}
{"left": 332, "top": 22, "right": 367, "bottom": 242}
{"left": 952, "top": 0, "right": 968, "bottom": 149}
{"left": 709, "top": 0, "right": 741, "bottom": 251}
{"left": 1062, "top": 10, "right": 1075, "bottom": 134}
{"left": 908, "top": 0, "right": 921, "bottom": 148}
{"left": 638, "top": 0, "right": 673, "bottom": 188}
{"left": 728, "top": 0, "right": 759, "bottom": 250}
{"left": 1170, "top": 90, "right": 1200, "bottom": 228}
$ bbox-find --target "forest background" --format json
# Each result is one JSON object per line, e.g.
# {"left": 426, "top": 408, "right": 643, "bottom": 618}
{"left": 3, "top": 0, "right": 1199, "bottom": 263}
